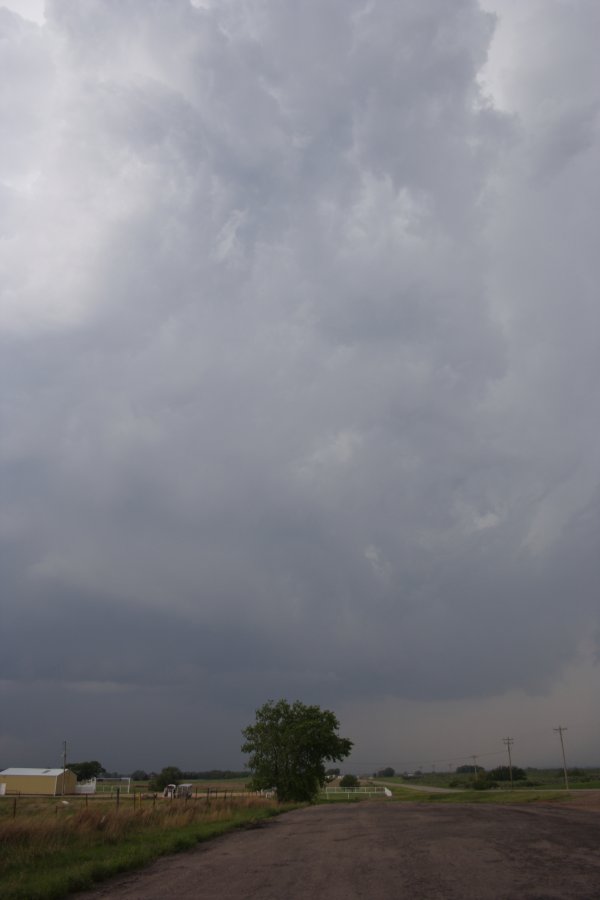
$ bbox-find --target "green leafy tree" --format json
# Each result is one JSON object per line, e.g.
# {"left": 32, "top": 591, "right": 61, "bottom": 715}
{"left": 69, "top": 761, "right": 106, "bottom": 781}
{"left": 241, "top": 699, "right": 353, "bottom": 802}
{"left": 148, "top": 766, "right": 183, "bottom": 792}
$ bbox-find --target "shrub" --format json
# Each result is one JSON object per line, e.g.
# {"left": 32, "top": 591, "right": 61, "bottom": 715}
{"left": 471, "top": 778, "right": 497, "bottom": 791}
{"left": 489, "top": 766, "right": 526, "bottom": 782}
{"left": 148, "top": 767, "right": 182, "bottom": 792}
{"left": 339, "top": 774, "right": 359, "bottom": 788}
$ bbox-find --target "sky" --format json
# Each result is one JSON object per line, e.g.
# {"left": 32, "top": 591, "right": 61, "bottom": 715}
{"left": 1, "top": 0, "right": 599, "bottom": 776}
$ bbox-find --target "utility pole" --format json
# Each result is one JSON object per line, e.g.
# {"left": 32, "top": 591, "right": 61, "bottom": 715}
{"left": 62, "top": 740, "right": 67, "bottom": 796}
{"left": 472, "top": 755, "right": 479, "bottom": 780}
{"left": 554, "top": 727, "right": 569, "bottom": 790}
{"left": 502, "top": 737, "right": 514, "bottom": 789}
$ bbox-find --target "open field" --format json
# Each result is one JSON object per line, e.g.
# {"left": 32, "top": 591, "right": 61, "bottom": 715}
{"left": 129, "top": 777, "right": 250, "bottom": 793}
{"left": 119, "top": 777, "right": 251, "bottom": 798}
{"left": 73, "top": 801, "right": 600, "bottom": 899}
{"left": 374, "top": 767, "right": 600, "bottom": 791}
{"left": 327, "top": 777, "right": 600, "bottom": 808}
{"left": 371, "top": 773, "right": 600, "bottom": 809}
{"left": 378, "top": 783, "right": 600, "bottom": 807}
{"left": 0, "top": 793, "right": 285, "bottom": 900}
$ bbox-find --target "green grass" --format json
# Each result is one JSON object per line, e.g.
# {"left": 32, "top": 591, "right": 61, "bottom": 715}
{"left": 0, "top": 795, "right": 289, "bottom": 900}
{"left": 374, "top": 767, "right": 600, "bottom": 792}
{"left": 382, "top": 785, "right": 569, "bottom": 804}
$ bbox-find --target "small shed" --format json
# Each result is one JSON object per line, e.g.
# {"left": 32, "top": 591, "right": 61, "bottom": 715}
{"left": 0, "top": 767, "right": 78, "bottom": 796}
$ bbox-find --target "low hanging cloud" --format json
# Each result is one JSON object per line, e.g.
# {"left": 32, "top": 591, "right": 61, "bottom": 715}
{"left": 1, "top": 0, "right": 599, "bottom": 768}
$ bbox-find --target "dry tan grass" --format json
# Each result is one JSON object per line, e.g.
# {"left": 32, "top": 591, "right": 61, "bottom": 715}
{"left": 0, "top": 795, "right": 273, "bottom": 852}
{"left": 0, "top": 795, "right": 282, "bottom": 899}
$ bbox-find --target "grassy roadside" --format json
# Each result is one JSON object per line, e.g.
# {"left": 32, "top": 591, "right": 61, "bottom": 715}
{"left": 382, "top": 784, "right": 568, "bottom": 804}
{"left": 318, "top": 783, "right": 570, "bottom": 805}
{"left": 0, "top": 797, "right": 290, "bottom": 900}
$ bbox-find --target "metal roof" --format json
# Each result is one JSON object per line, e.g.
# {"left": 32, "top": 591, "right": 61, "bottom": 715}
{"left": 0, "top": 768, "right": 66, "bottom": 777}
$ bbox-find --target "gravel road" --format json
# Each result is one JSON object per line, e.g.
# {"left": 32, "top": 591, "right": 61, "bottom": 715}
{"left": 75, "top": 801, "right": 600, "bottom": 899}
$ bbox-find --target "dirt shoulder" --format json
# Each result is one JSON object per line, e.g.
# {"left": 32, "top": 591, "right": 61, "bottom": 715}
{"left": 557, "top": 790, "right": 600, "bottom": 812}
{"left": 75, "top": 801, "right": 600, "bottom": 899}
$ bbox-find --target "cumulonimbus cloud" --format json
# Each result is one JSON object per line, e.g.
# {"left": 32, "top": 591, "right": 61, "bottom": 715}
{"left": 1, "top": 1, "right": 599, "bottom": 769}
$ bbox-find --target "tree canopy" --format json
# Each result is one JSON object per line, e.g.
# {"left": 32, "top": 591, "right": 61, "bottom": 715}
{"left": 69, "top": 760, "right": 106, "bottom": 781}
{"left": 241, "top": 699, "right": 353, "bottom": 802}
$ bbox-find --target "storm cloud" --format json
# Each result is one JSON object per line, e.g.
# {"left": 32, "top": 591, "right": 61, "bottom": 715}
{"left": 1, "top": 0, "right": 599, "bottom": 772}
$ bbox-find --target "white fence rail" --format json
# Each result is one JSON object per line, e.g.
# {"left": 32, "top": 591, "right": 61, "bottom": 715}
{"left": 323, "top": 786, "right": 392, "bottom": 799}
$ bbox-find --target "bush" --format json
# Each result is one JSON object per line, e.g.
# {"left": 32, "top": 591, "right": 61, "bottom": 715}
{"left": 148, "top": 767, "right": 182, "bottom": 792}
{"left": 489, "top": 766, "right": 526, "bottom": 782}
{"left": 471, "top": 778, "right": 497, "bottom": 791}
{"left": 339, "top": 774, "right": 359, "bottom": 788}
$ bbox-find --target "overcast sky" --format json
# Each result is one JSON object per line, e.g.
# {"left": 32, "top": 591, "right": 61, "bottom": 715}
{"left": 1, "top": 0, "right": 599, "bottom": 776}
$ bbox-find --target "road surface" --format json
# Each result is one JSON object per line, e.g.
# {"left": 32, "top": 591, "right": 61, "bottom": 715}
{"left": 75, "top": 801, "right": 600, "bottom": 899}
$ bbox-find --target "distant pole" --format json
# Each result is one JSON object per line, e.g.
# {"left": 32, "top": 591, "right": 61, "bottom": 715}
{"left": 472, "top": 755, "right": 479, "bottom": 780}
{"left": 554, "top": 727, "right": 569, "bottom": 790}
{"left": 502, "top": 738, "right": 514, "bottom": 789}
{"left": 62, "top": 740, "right": 67, "bottom": 796}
